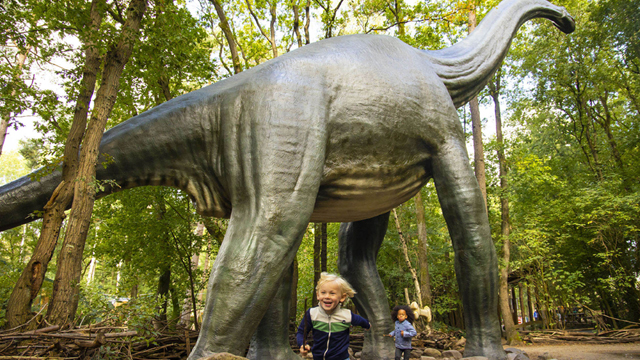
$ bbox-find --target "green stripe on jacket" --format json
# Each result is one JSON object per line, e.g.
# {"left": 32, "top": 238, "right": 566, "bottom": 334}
{"left": 312, "top": 320, "right": 351, "bottom": 333}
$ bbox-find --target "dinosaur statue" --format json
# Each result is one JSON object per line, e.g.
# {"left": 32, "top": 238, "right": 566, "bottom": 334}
{"left": 0, "top": 0, "right": 574, "bottom": 358}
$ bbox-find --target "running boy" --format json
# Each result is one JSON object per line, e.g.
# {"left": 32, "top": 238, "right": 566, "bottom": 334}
{"left": 297, "top": 272, "right": 370, "bottom": 360}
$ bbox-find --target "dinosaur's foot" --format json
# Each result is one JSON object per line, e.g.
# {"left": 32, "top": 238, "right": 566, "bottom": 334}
{"left": 463, "top": 342, "right": 507, "bottom": 360}
{"left": 359, "top": 332, "right": 395, "bottom": 360}
{"left": 245, "top": 346, "right": 300, "bottom": 360}
{"left": 191, "top": 352, "right": 248, "bottom": 360}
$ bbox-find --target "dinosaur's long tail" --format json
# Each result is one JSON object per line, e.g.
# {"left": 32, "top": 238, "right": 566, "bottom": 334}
{"left": 424, "top": 0, "right": 575, "bottom": 108}
{"left": 0, "top": 170, "right": 62, "bottom": 232}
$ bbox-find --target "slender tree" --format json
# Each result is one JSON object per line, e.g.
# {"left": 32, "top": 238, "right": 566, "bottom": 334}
{"left": 46, "top": 0, "right": 148, "bottom": 326}
{"left": 467, "top": 2, "right": 487, "bottom": 206}
{"left": 208, "top": 0, "right": 242, "bottom": 74}
{"left": 489, "top": 69, "right": 521, "bottom": 343}
{"left": 414, "top": 190, "right": 432, "bottom": 307}
{"left": 6, "top": 0, "right": 106, "bottom": 328}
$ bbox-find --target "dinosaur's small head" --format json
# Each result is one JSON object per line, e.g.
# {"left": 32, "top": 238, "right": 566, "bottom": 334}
{"left": 552, "top": 6, "right": 576, "bottom": 34}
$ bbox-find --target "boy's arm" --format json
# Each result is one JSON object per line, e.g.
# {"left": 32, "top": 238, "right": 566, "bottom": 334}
{"left": 351, "top": 312, "right": 371, "bottom": 329}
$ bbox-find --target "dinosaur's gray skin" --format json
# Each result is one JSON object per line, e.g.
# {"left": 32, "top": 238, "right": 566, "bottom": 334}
{"left": 0, "top": 0, "right": 573, "bottom": 358}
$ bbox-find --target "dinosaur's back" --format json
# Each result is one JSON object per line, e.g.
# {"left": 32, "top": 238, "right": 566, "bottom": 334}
{"left": 222, "top": 35, "right": 462, "bottom": 222}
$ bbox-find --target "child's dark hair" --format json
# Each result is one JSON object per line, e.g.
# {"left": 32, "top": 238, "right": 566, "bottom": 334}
{"left": 391, "top": 305, "right": 415, "bottom": 324}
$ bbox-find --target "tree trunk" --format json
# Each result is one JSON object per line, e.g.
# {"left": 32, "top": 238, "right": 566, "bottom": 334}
{"left": 130, "top": 280, "right": 138, "bottom": 299}
{"left": 490, "top": 71, "right": 521, "bottom": 344}
{"left": 46, "top": 0, "right": 147, "bottom": 326}
{"left": 511, "top": 285, "right": 518, "bottom": 324}
{"left": 154, "top": 192, "right": 171, "bottom": 328}
{"left": 392, "top": 209, "right": 422, "bottom": 307}
{"left": 209, "top": 0, "right": 242, "bottom": 74}
{"left": 157, "top": 267, "right": 171, "bottom": 324}
{"left": 5, "top": 0, "right": 105, "bottom": 329}
{"left": 304, "top": 0, "right": 310, "bottom": 45}
{"left": 519, "top": 283, "right": 526, "bottom": 325}
{"left": 312, "top": 223, "right": 321, "bottom": 307}
{"left": 292, "top": 5, "right": 302, "bottom": 48}
{"left": 244, "top": 0, "right": 278, "bottom": 58}
{"left": 468, "top": 7, "right": 487, "bottom": 207}
{"left": 540, "top": 280, "right": 550, "bottom": 329}
{"left": 321, "top": 223, "right": 327, "bottom": 272}
{"left": 597, "top": 95, "right": 624, "bottom": 171}
{"left": 290, "top": 257, "right": 298, "bottom": 322}
{"left": 180, "top": 223, "right": 204, "bottom": 329}
{"left": 414, "top": 190, "right": 432, "bottom": 307}
{"left": 527, "top": 284, "right": 534, "bottom": 328}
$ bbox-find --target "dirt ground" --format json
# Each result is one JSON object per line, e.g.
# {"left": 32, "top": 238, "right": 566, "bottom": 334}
{"left": 511, "top": 343, "right": 640, "bottom": 360}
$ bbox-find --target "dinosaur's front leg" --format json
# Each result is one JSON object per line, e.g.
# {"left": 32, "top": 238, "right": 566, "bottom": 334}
{"left": 432, "top": 136, "right": 506, "bottom": 360}
{"left": 187, "top": 89, "right": 327, "bottom": 359}
{"left": 246, "top": 263, "right": 299, "bottom": 360}
{"left": 338, "top": 212, "right": 395, "bottom": 360}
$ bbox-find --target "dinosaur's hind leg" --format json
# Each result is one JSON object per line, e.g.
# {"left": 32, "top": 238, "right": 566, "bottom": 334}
{"left": 246, "top": 263, "right": 298, "bottom": 360}
{"left": 338, "top": 212, "right": 395, "bottom": 360}
{"left": 432, "top": 137, "right": 506, "bottom": 360}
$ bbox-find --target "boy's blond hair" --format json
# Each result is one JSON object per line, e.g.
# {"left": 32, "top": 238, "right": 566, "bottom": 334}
{"left": 315, "top": 272, "right": 356, "bottom": 298}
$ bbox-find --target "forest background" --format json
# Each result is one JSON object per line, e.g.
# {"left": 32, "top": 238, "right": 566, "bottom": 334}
{"left": 0, "top": 0, "right": 638, "bottom": 345}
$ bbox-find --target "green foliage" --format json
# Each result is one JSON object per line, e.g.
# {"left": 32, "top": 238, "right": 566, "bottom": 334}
{"left": 2, "top": 0, "right": 639, "bottom": 332}
{"left": 90, "top": 186, "right": 214, "bottom": 316}
{"left": 76, "top": 281, "right": 163, "bottom": 329}
{"left": 497, "top": 0, "right": 640, "bottom": 323}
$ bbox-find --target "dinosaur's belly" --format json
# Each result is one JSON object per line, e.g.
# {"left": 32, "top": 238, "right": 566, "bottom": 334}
{"left": 311, "top": 161, "right": 431, "bottom": 223}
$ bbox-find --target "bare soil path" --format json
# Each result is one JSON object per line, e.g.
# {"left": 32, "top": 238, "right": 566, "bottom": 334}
{"left": 513, "top": 343, "right": 640, "bottom": 360}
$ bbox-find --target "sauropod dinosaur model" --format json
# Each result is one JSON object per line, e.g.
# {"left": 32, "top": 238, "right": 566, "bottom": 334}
{"left": 0, "top": 0, "right": 574, "bottom": 358}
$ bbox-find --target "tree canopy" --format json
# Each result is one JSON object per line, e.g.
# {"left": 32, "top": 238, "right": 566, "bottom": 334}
{"left": 0, "top": 0, "right": 638, "bottom": 335}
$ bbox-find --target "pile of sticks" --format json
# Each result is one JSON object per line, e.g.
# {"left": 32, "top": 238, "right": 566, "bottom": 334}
{"left": 0, "top": 324, "right": 200, "bottom": 359}
{"left": 522, "top": 328, "right": 640, "bottom": 344}
{"left": 412, "top": 329, "right": 466, "bottom": 351}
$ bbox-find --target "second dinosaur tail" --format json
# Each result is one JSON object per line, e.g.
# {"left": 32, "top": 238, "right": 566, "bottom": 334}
{"left": 424, "top": 0, "right": 575, "bottom": 108}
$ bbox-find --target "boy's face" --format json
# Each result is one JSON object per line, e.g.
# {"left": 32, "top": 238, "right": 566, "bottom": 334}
{"left": 397, "top": 309, "right": 407, "bottom": 322}
{"left": 317, "top": 281, "right": 347, "bottom": 314}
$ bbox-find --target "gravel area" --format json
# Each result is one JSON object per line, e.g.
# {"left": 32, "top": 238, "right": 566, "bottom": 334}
{"left": 512, "top": 343, "right": 640, "bottom": 360}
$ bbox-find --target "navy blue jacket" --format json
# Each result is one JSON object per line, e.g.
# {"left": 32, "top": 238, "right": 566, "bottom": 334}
{"left": 297, "top": 305, "right": 370, "bottom": 360}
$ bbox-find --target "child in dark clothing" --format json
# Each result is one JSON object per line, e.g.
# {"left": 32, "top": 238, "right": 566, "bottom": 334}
{"left": 385, "top": 305, "right": 417, "bottom": 360}
{"left": 297, "top": 272, "right": 370, "bottom": 360}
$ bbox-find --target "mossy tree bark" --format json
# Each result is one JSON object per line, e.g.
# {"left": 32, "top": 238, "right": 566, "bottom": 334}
{"left": 46, "top": 0, "right": 147, "bottom": 326}
{"left": 5, "top": 0, "right": 105, "bottom": 329}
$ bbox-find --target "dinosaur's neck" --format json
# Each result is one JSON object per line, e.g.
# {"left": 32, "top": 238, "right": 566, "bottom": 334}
{"left": 423, "top": 0, "right": 574, "bottom": 108}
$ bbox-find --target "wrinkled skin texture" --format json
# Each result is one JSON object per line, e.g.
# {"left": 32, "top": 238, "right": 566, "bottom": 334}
{"left": 0, "top": 0, "right": 574, "bottom": 359}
